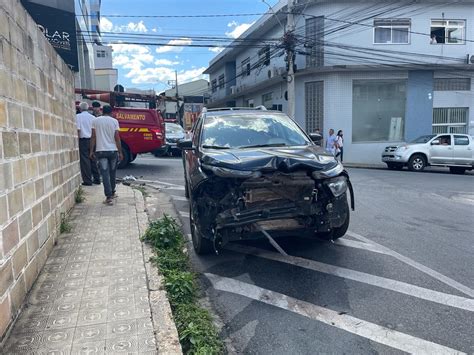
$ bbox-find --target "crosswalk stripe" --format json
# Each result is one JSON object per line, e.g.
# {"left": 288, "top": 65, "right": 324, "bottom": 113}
{"left": 347, "top": 231, "right": 474, "bottom": 298}
{"left": 224, "top": 243, "right": 474, "bottom": 312}
{"left": 179, "top": 211, "right": 190, "bottom": 218}
{"left": 170, "top": 195, "right": 188, "bottom": 201}
{"left": 205, "top": 273, "right": 465, "bottom": 355}
{"left": 334, "top": 239, "right": 389, "bottom": 255}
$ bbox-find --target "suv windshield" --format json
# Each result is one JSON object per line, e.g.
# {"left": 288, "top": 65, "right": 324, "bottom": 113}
{"left": 410, "top": 135, "right": 436, "bottom": 143}
{"left": 201, "top": 113, "right": 311, "bottom": 149}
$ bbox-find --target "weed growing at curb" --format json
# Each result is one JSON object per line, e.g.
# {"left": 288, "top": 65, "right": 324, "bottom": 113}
{"left": 60, "top": 212, "right": 72, "bottom": 233}
{"left": 75, "top": 186, "right": 86, "bottom": 203}
{"left": 132, "top": 185, "right": 149, "bottom": 197}
{"left": 143, "top": 215, "right": 224, "bottom": 354}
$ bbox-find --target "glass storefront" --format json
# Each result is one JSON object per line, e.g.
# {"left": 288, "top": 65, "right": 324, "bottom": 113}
{"left": 352, "top": 80, "right": 406, "bottom": 142}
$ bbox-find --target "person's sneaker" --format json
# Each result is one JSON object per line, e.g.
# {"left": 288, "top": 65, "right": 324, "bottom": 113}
{"left": 82, "top": 182, "right": 92, "bottom": 186}
{"left": 93, "top": 180, "right": 101, "bottom": 185}
{"left": 103, "top": 197, "right": 113, "bottom": 205}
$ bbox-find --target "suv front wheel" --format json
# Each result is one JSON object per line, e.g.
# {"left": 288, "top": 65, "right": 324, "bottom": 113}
{"left": 189, "top": 202, "right": 213, "bottom": 255}
{"left": 408, "top": 154, "right": 426, "bottom": 172}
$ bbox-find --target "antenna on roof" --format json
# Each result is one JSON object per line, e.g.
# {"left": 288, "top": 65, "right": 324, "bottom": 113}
{"left": 262, "top": 0, "right": 285, "bottom": 31}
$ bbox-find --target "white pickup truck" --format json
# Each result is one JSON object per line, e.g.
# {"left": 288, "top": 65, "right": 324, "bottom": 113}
{"left": 382, "top": 134, "right": 474, "bottom": 174}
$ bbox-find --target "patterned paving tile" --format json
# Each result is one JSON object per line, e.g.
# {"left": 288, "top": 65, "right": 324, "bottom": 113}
{"left": 105, "top": 335, "right": 139, "bottom": 354}
{"left": 73, "top": 324, "right": 107, "bottom": 344}
{"left": 72, "top": 340, "right": 106, "bottom": 354}
{"left": 45, "top": 312, "right": 78, "bottom": 330}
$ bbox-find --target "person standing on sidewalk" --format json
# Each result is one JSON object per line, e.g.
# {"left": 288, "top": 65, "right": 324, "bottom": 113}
{"left": 90, "top": 105, "right": 124, "bottom": 205}
{"left": 77, "top": 102, "right": 101, "bottom": 186}
{"left": 335, "top": 129, "right": 344, "bottom": 162}
{"left": 325, "top": 128, "right": 338, "bottom": 156}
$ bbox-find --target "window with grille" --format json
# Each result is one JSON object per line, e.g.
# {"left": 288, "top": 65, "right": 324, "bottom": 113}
{"left": 374, "top": 19, "right": 411, "bottom": 44}
{"left": 211, "top": 79, "right": 217, "bottom": 93}
{"left": 434, "top": 78, "right": 471, "bottom": 91}
{"left": 305, "top": 81, "right": 324, "bottom": 133}
{"left": 258, "top": 46, "right": 271, "bottom": 67}
{"left": 432, "top": 108, "right": 468, "bottom": 134}
{"left": 241, "top": 58, "right": 251, "bottom": 76}
{"left": 305, "top": 17, "right": 324, "bottom": 68}
{"left": 218, "top": 75, "right": 225, "bottom": 90}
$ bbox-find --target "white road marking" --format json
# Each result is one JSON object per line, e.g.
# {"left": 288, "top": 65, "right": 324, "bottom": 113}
{"left": 347, "top": 231, "right": 474, "bottom": 298}
{"left": 179, "top": 211, "right": 190, "bottom": 218}
{"left": 224, "top": 243, "right": 474, "bottom": 312}
{"left": 170, "top": 195, "right": 188, "bottom": 201}
{"left": 186, "top": 234, "right": 192, "bottom": 242}
{"left": 334, "top": 239, "right": 389, "bottom": 255}
{"left": 206, "top": 273, "right": 465, "bottom": 355}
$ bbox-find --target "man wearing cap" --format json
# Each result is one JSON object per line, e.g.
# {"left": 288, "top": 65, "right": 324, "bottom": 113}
{"left": 76, "top": 102, "right": 101, "bottom": 186}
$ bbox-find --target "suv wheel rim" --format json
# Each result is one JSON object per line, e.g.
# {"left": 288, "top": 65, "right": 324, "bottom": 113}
{"left": 413, "top": 158, "right": 423, "bottom": 170}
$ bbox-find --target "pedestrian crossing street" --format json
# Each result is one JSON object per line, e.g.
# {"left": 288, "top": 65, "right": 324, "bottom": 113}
{"left": 153, "top": 180, "right": 473, "bottom": 354}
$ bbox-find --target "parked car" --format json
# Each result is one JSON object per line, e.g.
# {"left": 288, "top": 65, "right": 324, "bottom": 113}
{"left": 382, "top": 134, "right": 474, "bottom": 174}
{"left": 154, "top": 122, "right": 186, "bottom": 157}
{"left": 179, "top": 107, "right": 354, "bottom": 254}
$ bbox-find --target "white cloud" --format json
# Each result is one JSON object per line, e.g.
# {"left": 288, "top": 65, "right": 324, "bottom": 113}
{"left": 209, "top": 47, "right": 225, "bottom": 53}
{"left": 225, "top": 21, "right": 255, "bottom": 39}
{"left": 155, "top": 59, "right": 180, "bottom": 66}
{"left": 100, "top": 17, "right": 113, "bottom": 32}
{"left": 128, "top": 67, "right": 207, "bottom": 85}
{"left": 111, "top": 43, "right": 151, "bottom": 56}
{"left": 156, "top": 38, "right": 193, "bottom": 54}
{"left": 125, "top": 21, "right": 148, "bottom": 33}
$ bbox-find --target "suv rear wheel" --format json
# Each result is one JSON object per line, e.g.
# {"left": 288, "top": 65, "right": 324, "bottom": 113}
{"left": 408, "top": 154, "right": 426, "bottom": 172}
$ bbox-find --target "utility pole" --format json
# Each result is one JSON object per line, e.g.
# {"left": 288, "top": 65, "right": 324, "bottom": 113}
{"left": 285, "top": 0, "right": 296, "bottom": 120}
{"left": 175, "top": 70, "right": 181, "bottom": 125}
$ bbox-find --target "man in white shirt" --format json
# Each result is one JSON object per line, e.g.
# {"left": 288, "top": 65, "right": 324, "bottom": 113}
{"left": 76, "top": 102, "right": 101, "bottom": 186}
{"left": 90, "top": 105, "right": 124, "bottom": 205}
{"left": 325, "top": 128, "right": 338, "bottom": 156}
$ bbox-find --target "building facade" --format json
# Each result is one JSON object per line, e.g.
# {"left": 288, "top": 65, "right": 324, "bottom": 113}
{"left": 93, "top": 45, "right": 118, "bottom": 91}
{"left": 205, "top": 0, "right": 474, "bottom": 164}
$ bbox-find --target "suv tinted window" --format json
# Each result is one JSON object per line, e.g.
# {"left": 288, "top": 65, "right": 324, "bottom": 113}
{"left": 454, "top": 135, "right": 469, "bottom": 146}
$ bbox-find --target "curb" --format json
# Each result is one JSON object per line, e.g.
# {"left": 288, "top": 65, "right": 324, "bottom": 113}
{"left": 132, "top": 189, "right": 183, "bottom": 355}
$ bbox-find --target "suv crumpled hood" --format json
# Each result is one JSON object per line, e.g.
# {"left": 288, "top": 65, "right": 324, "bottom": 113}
{"left": 200, "top": 145, "right": 338, "bottom": 172}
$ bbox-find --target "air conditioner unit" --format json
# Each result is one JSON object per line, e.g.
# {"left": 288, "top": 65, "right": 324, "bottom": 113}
{"left": 468, "top": 54, "right": 474, "bottom": 64}
{"left": 230, "top": 85, "right": 237, "bottom": 94}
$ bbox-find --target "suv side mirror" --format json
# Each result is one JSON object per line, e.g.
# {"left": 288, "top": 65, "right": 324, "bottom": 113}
{"left": 309, "top": 133, "right": 323, "bottom": 143}
{"left": 431, "top": 139, "right": 440, "bottom": 145}
{"left": 177, "top": 140, "right": 193, "bottom": 150}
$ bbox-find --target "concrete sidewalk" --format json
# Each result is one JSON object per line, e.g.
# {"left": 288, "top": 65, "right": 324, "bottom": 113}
{"left": 2, "top": 184, "right": 178, "bottom": 354}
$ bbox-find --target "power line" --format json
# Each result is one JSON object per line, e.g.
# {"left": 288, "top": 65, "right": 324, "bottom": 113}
{"left": 78, "top": 13, "right": 269, "bottom": 18}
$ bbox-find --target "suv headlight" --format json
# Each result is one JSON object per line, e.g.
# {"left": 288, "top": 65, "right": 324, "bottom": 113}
{"left": 325, "top": 176, "right": 347, "bottom": 197}
{"left": 312, "top": 162, "right": 343, "bottom": 179}
{"left": 396, "top": 146, "right": 408, "bottom": 152}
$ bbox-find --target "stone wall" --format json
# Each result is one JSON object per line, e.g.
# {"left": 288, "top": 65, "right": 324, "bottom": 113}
{"left": 0, "top": 0, "right": 80, "bottom": 341}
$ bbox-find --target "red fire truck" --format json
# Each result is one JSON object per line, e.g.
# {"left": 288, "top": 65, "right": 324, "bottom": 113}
{"left": 75, "top": 89, "right": 171, "bottom": 168}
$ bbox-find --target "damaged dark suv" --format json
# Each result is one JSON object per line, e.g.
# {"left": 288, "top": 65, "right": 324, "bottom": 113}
{"left": 179, "top": 108, "right": 354, "bottom": 254}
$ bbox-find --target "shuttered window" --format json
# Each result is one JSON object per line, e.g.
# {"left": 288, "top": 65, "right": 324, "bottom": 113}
{"left": 433, "top": 108, "right": 468, "bottom": 134}
{"left": 434, "top": 78, "right": 471, "bottom": 91}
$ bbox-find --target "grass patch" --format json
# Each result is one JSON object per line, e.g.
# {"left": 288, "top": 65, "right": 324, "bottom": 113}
{"left": 143, "top": 215, "right": 223, "bottom": 354}
{"left": 75, "top": 186, "right": 86, "bottom": 203}
{"left": 60, "top": 212, "right": 72, "bottom": 233}
{"left": 132, "top": 185, "right": 149, "bottom": 197}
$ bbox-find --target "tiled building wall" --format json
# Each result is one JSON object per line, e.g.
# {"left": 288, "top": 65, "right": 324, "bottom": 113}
{"left": 0, "top": 0, "right": 80, "bottom": 341}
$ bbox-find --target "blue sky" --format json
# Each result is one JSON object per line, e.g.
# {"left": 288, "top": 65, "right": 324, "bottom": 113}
{"left": 100, "top": 0, "right": 279, "bottom": 92}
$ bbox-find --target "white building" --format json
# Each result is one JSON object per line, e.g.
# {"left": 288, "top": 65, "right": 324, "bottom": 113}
{"left": 93, "top": 45, "right": 118, "bottom": 91}
{"left": 163, "top": 79, "right": 209, "bottom": 119}
{"left": 205, "top": 0, "right": 474, "bottom": 164}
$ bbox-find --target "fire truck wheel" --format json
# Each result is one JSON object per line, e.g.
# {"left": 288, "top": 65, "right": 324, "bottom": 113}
{"left": 118, "top": 146, "right": 131, "bottom": 169}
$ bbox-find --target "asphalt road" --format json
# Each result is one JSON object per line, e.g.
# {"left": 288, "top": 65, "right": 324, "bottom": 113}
{"left": 119, "top": 155, "right": 474, "bottom": 354}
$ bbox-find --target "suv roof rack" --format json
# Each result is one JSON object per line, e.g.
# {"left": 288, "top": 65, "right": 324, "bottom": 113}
{"left": 205, "top": 106, "right": 268, "bottom": 112}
